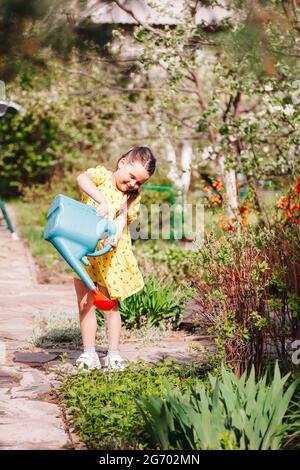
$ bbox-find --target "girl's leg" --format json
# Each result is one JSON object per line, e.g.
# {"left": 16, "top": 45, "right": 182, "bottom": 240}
{"left": 97, "top": 284, "right": 121, "bottom": 351}
{"left": 73, "top": 278, "right": 97, "bottom": 348}
{"left": 98, "top": 284, "right": 124, "bottom": 369}
{"left": 73, "top": 278, "right": 121, "bottom": 351}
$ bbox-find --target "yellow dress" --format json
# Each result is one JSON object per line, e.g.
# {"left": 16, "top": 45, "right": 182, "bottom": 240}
{"left": 73, "top": 165, "right": 144, "bottom": 302}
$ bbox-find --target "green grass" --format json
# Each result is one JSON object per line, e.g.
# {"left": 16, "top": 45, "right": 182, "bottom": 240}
{"left": 58, "top": 359, "right": 209, "bottom": 450}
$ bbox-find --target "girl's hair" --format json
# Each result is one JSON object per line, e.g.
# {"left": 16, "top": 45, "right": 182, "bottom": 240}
{"left": 115, "top": 146, "right": 156, "bottom": 218}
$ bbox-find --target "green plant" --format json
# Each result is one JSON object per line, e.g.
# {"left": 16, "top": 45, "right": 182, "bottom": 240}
{"left": 283, "top": 383, "right": 300, "bottom": 449}
{"left": 118, "top": 274, "right": 194, "bottom": 329}
{"left": 0, "top": 111, "right": 64, "bottom": 196}
{"left": 134, "top": 240, "right": 198, "bottom": 283}
{"left": 194, "top": 224, "right": 300, "bottom": 376}
{"left": 137, "top": 363, "right": 299, "bottom": 450}
{"left": 58, "top": 359, "right": 207, "bottom": 450}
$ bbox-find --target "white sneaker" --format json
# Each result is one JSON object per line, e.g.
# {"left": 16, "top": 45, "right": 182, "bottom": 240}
{"left": 102, "top": 353, "right": 126, "bottom": 371}
{"left": 76, "top": 352, "right": 101, "bottom": 371}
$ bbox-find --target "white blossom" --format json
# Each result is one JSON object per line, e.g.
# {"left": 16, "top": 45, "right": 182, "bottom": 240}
{"left": 283, "top": 104, "right": 295, "bottom": 116}
{"left": 201, "top": 145, "right": 214, "bottom": 160}
{"left": 269, "top": 104, "right": 283, "bottom": 113}
{"left": 264, "top": 84, "right": 273, "bottom": 92}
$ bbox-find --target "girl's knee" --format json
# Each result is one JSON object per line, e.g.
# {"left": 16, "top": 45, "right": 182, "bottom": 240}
{"left": 78, "top": 293, "right": 95, "bottom": 315}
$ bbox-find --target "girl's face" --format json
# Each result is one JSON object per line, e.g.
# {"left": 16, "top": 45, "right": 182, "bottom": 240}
{"left": 114, "top": 158, "right": 150, "bottom": 192}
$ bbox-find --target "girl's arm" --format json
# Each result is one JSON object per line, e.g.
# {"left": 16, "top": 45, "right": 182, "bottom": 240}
{"left": 76, "top": 173, "right": 108, "bottom": 217}
{"left": 106, "top": 195, "right": 141, "bottom": 247}
{"left": 103, "top": 212, "right": 127, "bottom": 248}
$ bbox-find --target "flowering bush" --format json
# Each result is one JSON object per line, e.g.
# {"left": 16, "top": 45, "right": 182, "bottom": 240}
{"left": 275, "top": 178, "right": 300, "bottom": 226}
{"left": 193, "top": 220, "right": 300, "bottom": 376}
{"left": 204, "top": 178, "right": 250, "bottom": 232}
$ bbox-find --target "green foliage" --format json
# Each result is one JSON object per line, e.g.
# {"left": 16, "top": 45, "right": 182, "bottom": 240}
{"left": 137, "top": 363, "right": 299, "bottom": 450}
{"left": 284, "top": 384, "right": 300, "bottom": 449}
{"left": 0, "top": 111, "right": 63, "bottom": 196}
{"left": 58, "top": 359, "right": 207, "bottom": 450}
{"left": 134, "top": 241, "right": 198, "bottom": 283}
{"left": 287, "top": 293, "right": 300, "bottom": 319}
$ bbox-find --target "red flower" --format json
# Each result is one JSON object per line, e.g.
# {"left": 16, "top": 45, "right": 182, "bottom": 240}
{"left": 240, "top": 205, "right": 249, "bottom": 215}
{"left": 212, "top": 178, "right": 224, "bottom": 192}
{"left": 285, "top": 210, "right": 293, "bottom": 219}
{"left": 277, "top": 196, "right": 288, "bottom": 209}
{"left": 294, "top": 179, "right": 300, "bottom": 196}
{"left": 212, "top": 194, "right": 221, "bottom": 205}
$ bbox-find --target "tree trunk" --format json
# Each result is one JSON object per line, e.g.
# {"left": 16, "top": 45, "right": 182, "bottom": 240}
{"left": 165, "top": 138, "right": 180, "bottom": 184}
{"left": 219, "top": 157, "right": 239, "bottom": 219}
{"left": 180, "top": 140, "right": 192, "bottom": 192}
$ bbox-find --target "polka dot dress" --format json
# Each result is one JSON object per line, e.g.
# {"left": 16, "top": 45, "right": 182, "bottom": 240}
{"left": 73, "top": 165, "right": 144, "bottom": 301}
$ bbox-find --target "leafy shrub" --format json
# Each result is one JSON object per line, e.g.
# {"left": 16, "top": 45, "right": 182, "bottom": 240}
{"left": 193, "top": 224, "right": 300, "bottom": 376}
{"left": 0, "top": 110, "right": 64, "bottom": 196}
{"left": 134, "top": 241, "right": 198, "bottom": 282}
{"left": 275, "top": 178, "right": 300, "bottom": 226}
{"left": 284, "top": 384, "right": 300, "bottom": 449}
{"left": 120, "top": 274, "right": 193, "bottom": 328}
{"left": 58, "top": 359, "right": 207, "bottom": 450}
{"left": 137, "top": 363, "right": 299, "bottom": 450}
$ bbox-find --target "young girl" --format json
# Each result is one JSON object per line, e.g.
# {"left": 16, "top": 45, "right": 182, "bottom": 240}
{"left": 74, "top": 146, "right": 156, "bottom": 371}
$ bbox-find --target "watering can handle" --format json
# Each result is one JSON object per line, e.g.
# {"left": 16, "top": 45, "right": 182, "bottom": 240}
{"left": 86, "top": 213, "right": 117, "bottom": 258}
{"left": 86, "top": 244, "right": 113, "bottom": 257}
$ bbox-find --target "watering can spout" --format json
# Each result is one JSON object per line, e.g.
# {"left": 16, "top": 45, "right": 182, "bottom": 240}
{"left": 44, "top": 194, "right": 117, "bottom": 310}
{"left": 50, "top": 237, "right": 96, "bottom": 291}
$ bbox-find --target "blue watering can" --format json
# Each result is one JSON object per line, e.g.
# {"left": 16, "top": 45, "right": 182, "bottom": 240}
{"left": 44, "top": 194, "right": 117, "bottom": 310}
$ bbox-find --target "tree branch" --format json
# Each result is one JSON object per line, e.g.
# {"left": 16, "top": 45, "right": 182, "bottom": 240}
{"left": 113, "top": 0, "right": 166, "bottom": 36}
{"left": 165, "top": 110, "right": 197, "bottom": 130}
{"left": 189, "top": 68, "right": 217, "bottom": 144}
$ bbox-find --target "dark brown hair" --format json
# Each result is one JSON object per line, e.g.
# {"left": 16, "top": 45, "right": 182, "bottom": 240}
{"left": 115, "top": 146, "right": 156, "bottom": 218}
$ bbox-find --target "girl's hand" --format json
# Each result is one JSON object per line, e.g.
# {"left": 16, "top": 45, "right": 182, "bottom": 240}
{"left": 96, "top": 200, "right": 109, "bottom": 217}
{"left": 102, "top": 216, "right": 125, "bottom": 250}
{"left": 102, "top": 235, "right": 119, "bottom": 250}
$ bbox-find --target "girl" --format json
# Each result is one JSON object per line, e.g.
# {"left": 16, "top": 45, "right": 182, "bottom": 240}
{"left": 74, "top": 146, "right": 156, "bottom": 371}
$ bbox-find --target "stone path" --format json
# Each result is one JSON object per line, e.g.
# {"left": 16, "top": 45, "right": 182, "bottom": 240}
{"left": 0, "top": 205, "right": 210, "bottom": 450}
{"left": 0, "top": 206, "right": 77, "bottom": 450}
